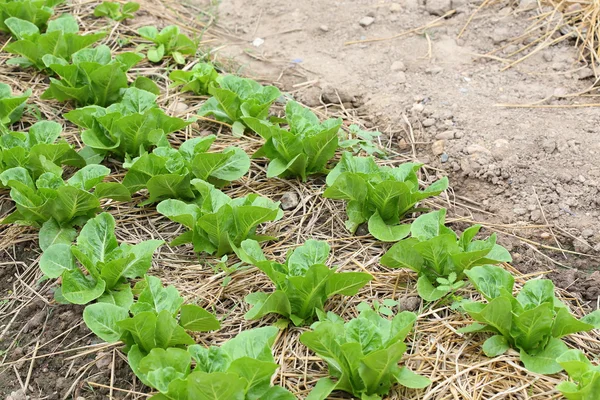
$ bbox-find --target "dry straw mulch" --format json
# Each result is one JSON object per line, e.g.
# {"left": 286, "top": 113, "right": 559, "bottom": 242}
{"left": 0, "top": 0, "right": 599, "bottom": 399}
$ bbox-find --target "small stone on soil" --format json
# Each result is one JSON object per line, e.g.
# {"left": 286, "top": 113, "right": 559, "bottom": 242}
{"left": 280, "top": 192, "right": 299, "bottom": 210}
{"left": 319, "top": 25, "right": 329, "bottom": 32}
{"left": 389, "top": 3, "right": 402, "bottom": 12}
{"left": 513, "top": 207, "right": 527, "bottom": 216}
{"left": 359, "top": 16, "right": 375, "bottom": 27}
{"left": 432, "top": 140, "right": 445, "bottom": 156}
{"left": 390, "top": 61, "right": 406, "bottom": 71}
{"left": 435, "top": 131, "right": 455, "bottom": 140}
{"left": 425, "top": 0, "right": 452, "bottom": 16}
{"left": 400, "top": 296, "right": 421, "bottom": 312}
{"left": 422, "top": 118, "right": 436, "bottom": 127}
{"left": 578, "top": 68, "right": 595, "bottom": 80}
{"left": 396, "top": 71, "right": 407, "bottom": 84}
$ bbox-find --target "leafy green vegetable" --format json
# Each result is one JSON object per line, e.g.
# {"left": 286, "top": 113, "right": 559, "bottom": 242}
{"left": 41, "top": 45, "right": 143, "bottom": 107}
{"left": 242, "top": 100, "right": 341, "bottom": 181}
{"left": 169, "top": 62, "right": 218, "bottom": 95}
{"left": 555, "top": 349, "right": 600, "bottom": 400}
{"left": 300, "top": 306, "right": 430, "bottom": 399}
{"left": 324, "top": 152, "right": 449, "bottom": 241}
{"left": 0, "top": 83, "right": 31, "bottom": 133}
{"left": 380, "top": 209, "right": 512, "bottom": 301}
{"left": 234, "top": 239, "right": 372, "bottom": 326}
{"left": 123, "top": 134, "right": 249, "bottom": 204}
{"left": 0, "top": 0, "right": 64, "bottom": 33}
{"left": 130, "top": 326, "right": 294, "bottom": 399}
{"left": 157, "top": 179, "right": 283, "bottom": 256}
{"left": 339, "top": 124, "right": 385, "bottom": 156}
{"left": 459, "top": 264, "right": 600, "bottom": 374}
{"left": 137, "top": 25, "right": 196, "bottom": 64}
{"left": 65, "top": 87, "right": 190, "bottom": 160}
{"left": 0, "top": 164, "right": 130, "bottom": 231}
{"left": 5, "top": 14, "right": 105, "bottom": 70}
{"left": 93, "top": 1, "right": 139, "bottom": 21}
{"left": 0, "top": 120, "right": 86, "bottom": 183}
{"left": 40, "top": 213, "right": 163, "bottom": 305}
{"left": 198, "top": 75, "right": 281, "bottom": 136}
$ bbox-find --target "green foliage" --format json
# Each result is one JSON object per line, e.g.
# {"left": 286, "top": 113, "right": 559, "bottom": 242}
{"left": 339, "top": 124, "right": 385, "bottom": 156}
{"left": 41, "top": 45, "right": 143, "bottom": 107}
{"left": 5, "top": 14, "right": 105, "bottom": 70}
{"left": 0, "top": 120, "right": 86, "bottom": 184}
{"left": 198, "top": 75, "right": 281, "bottom": 136}
{"left": 169, "top": 62, "right": 218, "bottom": 95}
{"left": 459, "top": 264, "right": 600, "bottom": 374}
{"left": 0, "top": 83, "right": 31, "bottom": 133}
{"left": 133, "top": 326, "right": 294, "bottom": 400}
{"left": 123, "top": 134, "right": 250, "bottom": 204}
{"left": 380, "top": 209, "right": 511, "bottom": 301}
{"left": 300, "top": 306, "right": 430, "bottom": 400}
{"left": 93, "top": 1, "right": 139, "bottom": 21}
{"left": 556, "top": 350, "right": 600, "bottom": 400}
{"left": 0, "top": 0, "right": 64, "bottom": 33}
{"left": 157, "top": 179, "right": 283, "bottom": 256}
{"left": 40, "top": 213, "right": 163, "bottom": 304}
{"left": 0, "top": 164, "right": 130, "bottom": 229}
{"left": 242, "top": 100, "right": 341, "bottom": 181}
{"left": 137, "top": 25, "right": 197, "bottom": 64}
{"left": 64, "top": 87, "right": 190, "bottom": 160}
{"left": 234, "top": 239, "right": 372, "bottom": 326}
{"left": 324, "top": 152, "right": 449, "bottom": 242}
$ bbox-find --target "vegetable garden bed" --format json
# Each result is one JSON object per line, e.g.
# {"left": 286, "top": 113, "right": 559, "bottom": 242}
{"left": 0, "top": 0, "right": 599, "bottom": 399}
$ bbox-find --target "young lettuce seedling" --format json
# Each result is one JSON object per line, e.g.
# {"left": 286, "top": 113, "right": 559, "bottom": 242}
{"left": 381, "top": 209, "right": 511, "bottom": 302}
{"left": 0, "top": 0, "right": 64, "bottom": 34}
{"left": 65, "top": 87, "right": 190, "bottom": 161}
{"left": 93, "top": 1, "right": 139, "bottom": 21}
{"left": 459, "top": 264, "right": 600, "bottom": 374}
{"left": 300, "top": 305, "right": 431, "bottom": 400}
{"left": 157, "top": 179, "right": 283, "bottom": 256}
{"left": 0, "top": 121, "right": 86, "bottom": 183}
{"left": 128, "top": 325, "right": 295, "bottom": 399}
{"left": 169, "top": 62, "right": 219, "bottom": 95}
{"left": 324, "top": 152, "right": 449, "bottom": 242}
{"left": 242, "top": 100, "right": 342, "bottom": 181}
{"left": 40, "top": 213, "right": 163, "bottom": 305}
{"left": 339, "top": 124, "right": 386, "bottom": 156}
{"left": 1, "top": 165, "right": 130, "bottom": 243}
{"left": 137, "top": 25, "right": 197, "bottom": 65}
{"left": 5, "top": 14, "right": 106, "bottom": 70}
{"left": 233, "top": 239, "right": 372, "bottom": 326}
{"left": 555, "top": 349, "right": 600, "bottom": 400}
{"left": 41, "top": 45, "right": 144, "bottom": 107}
{"left": 0, "top": 83, "right": 31, "bottom": 133}
{"left": 198, "top": 75, "right": 281, "bottom": 136}
{"left": 123, "top": 134, "right": 250, "bottom": 204}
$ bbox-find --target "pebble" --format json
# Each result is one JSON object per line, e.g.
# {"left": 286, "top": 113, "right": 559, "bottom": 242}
{"left": 491, "top": 27, "right": 511, "bottom": 44}
{"left": 543, "top": 52, "right": 553, "bottom": 62}
{"left": 425, "top": 0, "right": 452, "bottom": 16}
{"left": 553, "top": 87, "right": 569, "bottom": 98}
{"left": 389, "top": 3, "right": 402, "bottom": 12}
{"left": 319, "top": 25, "right": 329, "bottom": 32}
{"left": 412, "top": 103, "right": 424, "bottom": 113}
{"left": 513, "top": 207, "right": 527, "bottom": 216}
{"left": 466, "top": 144, "right": 490, "bottom": 155}
{"left": 540, "top": 232, "right": 551, "bottom": 239}
{"left": 574, "top": 237, "right": 590, "bottom": 253}
{"left": 441, "top": 153, "right": 449, "bottom": 163}
{"left": 578, "top": 67, "right": 595, "bottom": 80}
{"left": 398, "top": 138, "right": 409, "bottom": 150}
{"left": 173, "top": 102, "right": 189, "bottom": 113}
{"left": 390, "top": 61, "right": 407, "bottom": 72}
{"left": 435, "top": 131, "right": 455, "bottom": 140}
{"left": 542, "top": 139, "right": 556, "bottom": 154}
{"left": 530, "top": 209, "right": 542, "bottom": 222}
{"left": 359, "top": 16, "right": 375, "bottom": 27}
{"left": 582, "top": 229, "right": 594, "bottom": 238}
{"left": 280, "top": 192, "right": 299, "bottom": 210}
{"left": 396, "top": 71, "right": 407, "bottom": 84}
{"left": 422, "top": 118, "right": 436, "bottom": 127}
{"left": 432, "top": 140, "right": 445, "bottom": 155}
{"left": 399, "top": 296, "right": 421, "bottom": 312}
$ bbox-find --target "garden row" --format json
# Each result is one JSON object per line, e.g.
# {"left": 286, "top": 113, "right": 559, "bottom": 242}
{"left": 1, "top": 0, "right": 599, "bottom": 399}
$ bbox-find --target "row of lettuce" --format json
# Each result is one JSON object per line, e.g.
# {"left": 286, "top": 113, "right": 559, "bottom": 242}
{"left": 1, "top": 1, "right": 600, "bottom": 399}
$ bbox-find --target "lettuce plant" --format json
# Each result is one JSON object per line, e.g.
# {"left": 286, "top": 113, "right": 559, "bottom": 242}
{"left": 234, "top": 239, "right": 372, "bottom": 326}
{"left": 339, "top": 124, "right": 385, "bottom": 156}
{"left": 459, "top": 264, "right": 600, "bottom": 374}
{"left": 0, "top": 165, "right": 130, "bottom": 233}
{"left": 130, "top": 325, "right": 294, "bottom": 399}
{"left": 300, "top": 306, "right": 430, "bottom": 400}
{"left": 242, "top": 100, "right": 341, "bottom": 181}
{"left": 0, "top": 0, "right": 64, "bottom": 33}
{"left": 123, "top": 135, "right": 249, "bottom": 204}
{"left": 198, "top": 75, "right": 281, "bottom": 136}
{"left": 41, "top": 45, "right": 143, "bottom": 107}
{"left": 169, "top": 62, "right": 218, "bottom": 95}
{"left": 137, "top": 25, "right": 196, "bottom": 64}
{"left": 157, "top": 179, "right": 283, "bottom": 256}
{"left": 40, "top": 212, "right": 163, "bottom": 305}
{"left": 0, "top": 120, "right": 86, "bottom": 182}
{"left": 324, "top": 152, "right": 449, "bottom": 242}
{"left": 0, "top": 83, "right": 31, "bottom": 133}
{"left": 556, "top": 350, "right": 600, "bottom": 400}
{"left": 93, "top": 1, "right": 139, "bottom": 21}
{"left": 65, "top": 87, "right": 190, "bottom": 160}
{"left": 5, "top": 14, "right": 105, "bottom": 70}
{"left": 381, "top": 209, "right": 511, "bottom": 301}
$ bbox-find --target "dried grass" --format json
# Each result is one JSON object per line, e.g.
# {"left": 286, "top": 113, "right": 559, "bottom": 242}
{"left": 0, "top": 0, "right": 599, "bottom": 398}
